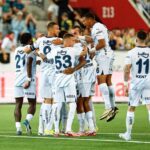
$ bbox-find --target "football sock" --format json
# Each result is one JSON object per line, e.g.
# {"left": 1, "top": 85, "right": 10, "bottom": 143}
{"left": 61, "top": 102, "right": 67, "bottom": 132}
{"left": 38, "top": 103, "right": 44, "bottom": 133}
{"left": 66, "top": 102, "right": 76, "bottom": 132}
{"left": 126, "top": 111, "right": 134, "bottom": 135}
{"left": 77, "top": 112, "right": 85, "bottom": 132}
{"left": 108, "top": 85, "right": 116, "bottom": 108}
{"left": 85, "top": 111, "right": 95, "bottom": 132}
{"left": 89, "top": 99, "right": 97, "bottom": 129}
{"left": 54, "top": 103, "right": 62, "bottom": 133}
{"left": 16, "top": 122, "right": 22, "bottom": 131}
{"left": 99, "top": 83, "right": 111, "bottom": 109}
{"left": 26, "top": 114, "right": 33, "bottom": 122}
{"left": 148, "top": 110, "right": 150, "bottom": 123}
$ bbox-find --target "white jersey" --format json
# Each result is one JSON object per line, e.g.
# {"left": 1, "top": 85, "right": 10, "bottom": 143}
{"left": 91, "top": 22, "right": 112, "bottom": 64}
{"left": 125, "top": 46, "right": 150, "bottom": 81}
{"left": 74, "top": 42, "right": 96, "bottom": 83}
{"left": 33, "top": 36, "right": 59, "bottom": 72}
{"left": 14, "top": 46, "right": 36, "bottom": 86}
{"left": 48, "top": 46, "right": 82, "bottom": 87}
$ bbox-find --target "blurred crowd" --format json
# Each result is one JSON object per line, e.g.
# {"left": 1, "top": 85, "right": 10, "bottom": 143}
{"left": 0, "top": 0, "right": 150, "bottom": 64}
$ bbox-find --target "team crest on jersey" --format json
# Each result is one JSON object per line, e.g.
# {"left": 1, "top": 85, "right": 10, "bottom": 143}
{"left": 138, "top": 52, "right": 149, "bottom": 58}
{"left": 57, "top": 50, "right": 67, "bottom": 55}
{"left": 43, "top": 40, "right": 52, "bottom": 46}
{"left": 17, "top": 50, "right": 24, "bottom": 54}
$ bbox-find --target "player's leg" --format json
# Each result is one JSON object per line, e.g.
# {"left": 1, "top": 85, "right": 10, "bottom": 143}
{"left": 23, "top": 97, "right": 36, "bottom": 135}
{"left": 42, "top": 98, "right": 53, "bottom": 135}
{"left": 119, "top": 106, "right": 135, "bottom": 141}
{"left": 60, "top": 102, "right": 68, "bottom": 133}
{"left": 106, "top": 74, "right": 119, "bottom": 122}
{"left": 83, "top": 97, "right": 96, "bottom": 136}
{"left": 119, "top": 88, "right": 141, "bottom": 141}
{"left": 38, "top": 103, "right": 44, "bottom": 135}
{"left": 97, "top": 74, "right": 113, "bottom": 120}
{"left": 14, "top": 97, "right": 23, "bottom": 135}
{"left": 65, "top": 83, "right": 79, "bottom": 137}
{"left": 146, "top": 104, "right": 150, "bottom": 123}
{"left": 77, "top": 96, "right": 85, "bottom": 134}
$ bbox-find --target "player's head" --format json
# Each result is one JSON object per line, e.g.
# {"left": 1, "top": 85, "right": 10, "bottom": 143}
{"left": 8, "top": 31, "right": 15, "bottom": 40}
{"left": 136, "top": 30, "right": 147, "bottom": 44}
{"left": 47, "top": 21, "right": 60, "bottom": 37}
{"left": 63, "top": 33, "right": 75, "bottom": 47}
{"left": 20, "top": 33, "right": 32, "bottom": 45}
{"left": 82, "top": 12, "right": 96, "bottom": 28}
{"left": 71, "top": 26, "right": 83, "bottom": 37}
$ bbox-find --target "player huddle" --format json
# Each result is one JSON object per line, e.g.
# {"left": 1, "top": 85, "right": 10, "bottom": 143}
{"left": 13, "top": 13, "right": 150, "bottom": 140}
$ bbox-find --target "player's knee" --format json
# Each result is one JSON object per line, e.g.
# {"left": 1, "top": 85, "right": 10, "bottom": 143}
{"left": 128, "top": 106, "right": 136, "bottom": 112}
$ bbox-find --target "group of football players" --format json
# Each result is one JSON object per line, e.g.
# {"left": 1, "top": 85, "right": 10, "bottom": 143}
{"left": 13, "top": 12, "right": 150, "bottom": 141}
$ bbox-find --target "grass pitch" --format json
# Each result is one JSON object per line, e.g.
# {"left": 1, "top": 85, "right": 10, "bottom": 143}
{"left": 0, "top": 104, "right": 149, "bottom": 150}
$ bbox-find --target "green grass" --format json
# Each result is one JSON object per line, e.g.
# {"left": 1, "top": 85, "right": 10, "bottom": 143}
{"left": 0, "top": 104, "right": 149, "bottom": 150}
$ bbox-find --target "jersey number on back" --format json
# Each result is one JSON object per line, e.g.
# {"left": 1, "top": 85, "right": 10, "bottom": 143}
{"left": 55, "top": 55, "right": 72, "bottom": 70}
{"left": 15, "top": 55, "right": 26, "bottom": 69}
{"left": 136, "top": 58, "right": 149, "bottom": 74}
{"left": 43, "top": 46, "right": 51, "bottom": 55}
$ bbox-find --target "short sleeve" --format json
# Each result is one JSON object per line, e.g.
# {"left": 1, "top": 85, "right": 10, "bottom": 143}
{"left": 94, "top": 27, "right": 105, "bottom": 40}
{"left": 125, "top": 51, "right": 132, "bottom": 65}
{"left": 33, "top": 37, "right": 41, "bottom": 49}
{"left": 1, "top": 38, "right": 9, "bottom": 49}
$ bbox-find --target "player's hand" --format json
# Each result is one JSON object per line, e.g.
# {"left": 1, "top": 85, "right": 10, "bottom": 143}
{"left": 23, "top": 81, "right": 31, "bottom": 89}
{"left": 52, "top": 38, "right": 62, "bottom": 45}
{"left": 63, "top": 67, "right": 75, "bottom": 74}
{"left": 36, "top": 60, "right": 41, "bottom": 65}
{"left": 85, "top": 36, "right": 93, "bottom": 43}
{"left": 80, "top": 46, "right": 88, "bottom": 56}
{"left": 124, "top": 86, "right": 129, "bottom": 97}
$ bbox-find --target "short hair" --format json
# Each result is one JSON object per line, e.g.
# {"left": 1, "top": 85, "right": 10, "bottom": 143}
{"left": 59, "top": 30, "right": 68, "bottom": 38}
{"left": 63, "top": 33, "right": 74, "bottom": 40}
{"left": 73, "top": 25, "right": 83, "bottom": 34}
{"left": 20, "top": 33, "right": 32, "bottom": 45}
{"left": 137, "top": 30, "right": 147, "bottom": 41}
{"left": 47, "top": 22, "right": 57, "bottom": 29}
{"left": 83, "top": 12, "right": 95, "bottom": 20}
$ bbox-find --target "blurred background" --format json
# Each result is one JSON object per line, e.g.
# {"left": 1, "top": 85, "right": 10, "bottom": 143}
{"left": 0, "top": 0, "right": 150, "bottom": 103}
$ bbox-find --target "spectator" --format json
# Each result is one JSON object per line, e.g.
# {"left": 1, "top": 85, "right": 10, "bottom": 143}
{"left": 114, "top": 29, "right": 124, "bottom": 50}
{"left": 47, "top": 0, "right": 59, "bottom": 22}
{"left": 109, "top": 31, "right": 117, "bottom": 50}
{"left": 60, "top": 12, "right": 73, "bottom": 31}
{"left": 11, "top": 11, "right": 27, "bottom": 41}
{"left": 25, "top": 13, "right": 37, "bottom": 37}
{"left": 1, "top": 31, "right": 16, "bottom": 61}
{"left": 124, "top": 28, "right": 136, "bottom": 50}
{"left": 12, "top": 0, "right": 26, "bottom": 15}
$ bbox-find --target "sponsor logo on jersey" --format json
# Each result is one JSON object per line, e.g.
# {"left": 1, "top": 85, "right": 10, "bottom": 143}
{"left": 43, "top": 40, "right": 52, "bottom": 46}
{"left": 66, "top": 95, "right": 76, "bottom": 98}
{"left": 136, "top": 75, "right": 147, "bottom": 78}
{"left": 57, "top": 50, "right": 67, "bottom": 55}
{"left": 138, "top": 52, "right": 149, "bottom": 58}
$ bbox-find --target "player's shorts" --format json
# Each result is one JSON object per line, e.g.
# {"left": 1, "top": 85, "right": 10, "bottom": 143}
{"left": 14, "top": 78, "right": 36, "bottom": 99}
{"left": 54, "top": 82, "right": 77, "bottom": 103}
{"left": 40, "top": 71, "right": 53, "bottom": 99}
{"left": 129, "top": 77, "right": 150, "bottom": 107}
{"left": 77, "top": 82, "right": 95, "bottom": 97}
{"left": 96, "top": 50, "right": 114, "bottom": 75}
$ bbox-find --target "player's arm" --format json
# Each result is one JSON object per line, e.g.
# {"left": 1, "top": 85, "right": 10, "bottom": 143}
{"left": 52, "top": 38, "right": 63, "bottom": 45}
{"left": 23, "top": 57, "right": 33, "bottom": 89}
{"left": 124, "top": 64, "right": 131, "bottom": 97}
{"left": 63, "top": 56, "right": 86, "bottom": 75}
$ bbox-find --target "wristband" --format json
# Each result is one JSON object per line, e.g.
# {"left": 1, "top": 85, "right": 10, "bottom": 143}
{"left": 78, "top": 36, "right": 85, "bottom": 41}
{"left": 27, "top": 77, "right": 31, "bottom": 82}
{"left": 124, "top": 81, "right": 128, "bottom": 86}
{"left": 90, "top": 47, "right": 96, "bottom": 52}
{"left": 30, "top": 45, "right": 36, "bottom": 51}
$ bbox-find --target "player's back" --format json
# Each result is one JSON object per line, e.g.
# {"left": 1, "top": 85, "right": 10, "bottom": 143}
{"left": 53, "top": 46, "right": 82, "bottom": 87}
{"left": 34, "top": 36, "right": 59, "bottom": 72}
{"left": 14, "top": 46, "right": 28, "bottom": 86}
{"left": 127, "top": 46, "right": 150, "bottom": 80}
{"left": 91, "top": 22, "right": 111, "bottom": 52}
